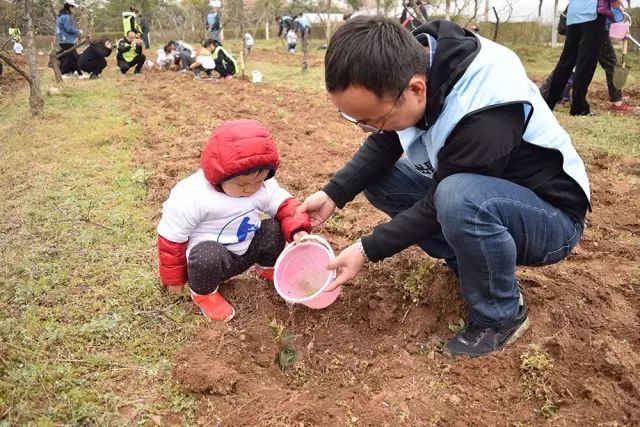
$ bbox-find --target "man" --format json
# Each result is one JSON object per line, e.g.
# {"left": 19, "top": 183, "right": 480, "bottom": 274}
{"left": 117, "top": 30, "right": 145, "bottom": 75}
{"left": 299, "top": 17, "right": 590, "bottom": 358}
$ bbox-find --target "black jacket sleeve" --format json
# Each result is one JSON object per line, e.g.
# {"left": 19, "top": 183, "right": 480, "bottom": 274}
{"left": 361, "top": 103, "right": 526, "bottom": 262}
{"left": 322, "top": 131, "right": 404, "bottom": 208}
{"left": 117, "top": 40, "right": 130, "bottom": 55}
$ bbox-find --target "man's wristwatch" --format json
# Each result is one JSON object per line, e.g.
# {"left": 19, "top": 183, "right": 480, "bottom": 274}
{"left": 355, "top": 239, "right": 370, "bottom": 263}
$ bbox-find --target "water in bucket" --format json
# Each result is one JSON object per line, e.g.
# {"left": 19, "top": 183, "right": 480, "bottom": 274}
{"left": 274, "top": 235, "right": 340, "bottom": 309}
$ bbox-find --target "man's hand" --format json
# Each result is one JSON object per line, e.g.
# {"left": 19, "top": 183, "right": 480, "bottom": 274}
{"left": 167, "top": 284, "right": 184, "bottom": 295}
{"left": 297, "top": 191, "right": 336, "bottom": 227}
{"left": 325, "top": 242, "right": 365, "bottom": 291}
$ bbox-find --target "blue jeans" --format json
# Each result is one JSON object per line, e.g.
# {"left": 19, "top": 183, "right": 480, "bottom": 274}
{"left": 363, "top": 158, "right": 583, "bottom": 328}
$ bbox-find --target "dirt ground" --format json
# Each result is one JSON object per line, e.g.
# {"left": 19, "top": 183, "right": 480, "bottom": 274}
{"left": 121, "top": 71, "right": 640, "bottom": 426}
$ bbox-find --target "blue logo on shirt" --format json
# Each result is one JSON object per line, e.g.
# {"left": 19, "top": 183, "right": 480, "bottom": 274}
{"left": 237, "top": 217, "right": 259, "bottom": 242}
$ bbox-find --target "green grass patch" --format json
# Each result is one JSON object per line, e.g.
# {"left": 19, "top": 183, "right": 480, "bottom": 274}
{"left": 0, "top": 79, "right": 205, "bottom": 424}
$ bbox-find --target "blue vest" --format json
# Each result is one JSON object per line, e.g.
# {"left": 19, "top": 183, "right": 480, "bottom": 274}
{"left": 396, "top": 35, "right": 591, "bottom": 203}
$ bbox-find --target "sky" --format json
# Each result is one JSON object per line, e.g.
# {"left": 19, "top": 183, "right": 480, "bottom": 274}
{"left": 425, "top": 0, "right": 570, "bottom": 23}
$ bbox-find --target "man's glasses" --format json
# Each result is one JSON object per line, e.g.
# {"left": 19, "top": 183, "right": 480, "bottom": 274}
{"left": 339, "top": 87, "right": 405, "bottom": 134}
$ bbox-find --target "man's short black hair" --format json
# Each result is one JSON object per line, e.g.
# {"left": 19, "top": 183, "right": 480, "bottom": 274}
{"left": 325, "top": 15, "right": 428, "bottom": 99}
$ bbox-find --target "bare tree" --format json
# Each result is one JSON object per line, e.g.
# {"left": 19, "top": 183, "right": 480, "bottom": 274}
{"left": 551, "top": 0, "right": 559, "bottom": 47}
{"left": 0, "top": 0, "right": 44, "bottom": 116}
{"left": 538, "top": 0, "right": 543, "bottom": 19}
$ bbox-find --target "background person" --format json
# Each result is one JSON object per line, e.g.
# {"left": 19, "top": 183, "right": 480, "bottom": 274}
{"left": 286, "top": 29, "right": 297, "bottom": 53}
{"left": 190, "top": 39, "right": 217, "bottom": 80}
{"left": 206, "top": 8, "right": 221, "bottom": 42}
{"left": 212, "top": 40, "right": 238, "bottom": 79}
{"left": 79, "top": 36, "right": 113, "bottom": 79}
{"left": 294, "top": 15, "right": 312, "bottom": 43}
{"left": 156, "top": 44, "right": 174, "bottom": 70}
{"left": 139, "top": 13, "right": 150, "bottom": 49}
{"left": 276, "top": 15, "right": 294, "bottom": 43}
{"left": 544, "top": 0, "right": 622, "bottom": 116}
{"left": 167, "top": 40, "right": 196, "bottom": 71}
{"left": 55, "top": 0, "right": 84, "bottom": 79}
{"left": 117, "top": 30, "right": 145, "bottom": 75}
{"left": 122, "top": 7, "right": 141, "bottom": 37}
{"left": 244, "top": 32, "right": 254, "bottom": 59}
{"left": 8, "top": 24, "right": 21, "bottom": 52}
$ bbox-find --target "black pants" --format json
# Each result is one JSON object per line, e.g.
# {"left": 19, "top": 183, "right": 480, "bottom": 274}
{"left": 544, "top": 15, "right": 606, "bottom": 115}
{"left": 540, "top": 33, "right": 622, "bottom": 103}
{"left": 187, "top": 219, "right": 285, "bottom": 295}
{"left": 141, "top": 32, "right": 150, "bottom": 49}
{"left": 117, "top": 53, "right": 146, "bottom": 74}
{"left": 599, "top": 34, "right": 622, "bottom": 103}
{"left": 58, "top": 43, "right": 81, "bottom": 75}
{"left": 215, "top": 60, "right": 235, "bottom": 77}
{"left": 79, "top": 57, "right": 107, "bottom": 76}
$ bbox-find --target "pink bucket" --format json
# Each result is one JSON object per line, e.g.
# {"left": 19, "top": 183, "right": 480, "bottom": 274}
{"left": 274, "top": 235, "right": 340, "bottom": 309}
{"left": 609, "top": 21, "right": 630, "bottom": 39}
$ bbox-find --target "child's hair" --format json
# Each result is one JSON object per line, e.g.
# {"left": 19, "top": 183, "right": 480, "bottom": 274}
{"left": 203, "top": 38, "right": 216, "bottom": 49}
{"left": 91, "top": 35, "right": 111, "bottom": 46}
{"left": 324, "top": 15, "right": 428, "bottom": 99}
{"left": 163, "top": 43, "right": 172, "bottom": 53}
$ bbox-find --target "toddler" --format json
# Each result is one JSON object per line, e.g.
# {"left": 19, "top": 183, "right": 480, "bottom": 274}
{"left": 157, "top": 119, "right": 311, "bottom": 321}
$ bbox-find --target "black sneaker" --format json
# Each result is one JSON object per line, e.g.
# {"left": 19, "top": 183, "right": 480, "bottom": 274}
{"left": 443, "top": 301, "right": 529, "bottom": 358}
{"left": 89, "top": 73, "right": 99, "bottom": 80}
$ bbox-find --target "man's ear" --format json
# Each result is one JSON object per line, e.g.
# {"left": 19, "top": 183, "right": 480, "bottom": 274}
{"left": 407, "top": 74, "right": 427, "bottom": 101}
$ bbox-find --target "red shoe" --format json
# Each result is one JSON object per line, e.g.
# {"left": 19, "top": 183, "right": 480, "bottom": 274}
{"left": 191, "top": 291, "right": 235, "bottom": 321}
{"left": 610, "top": 102, "right": 635, "bottom": 113}
{"left": 255, "top": 264, "right": 274, "bottom": 282}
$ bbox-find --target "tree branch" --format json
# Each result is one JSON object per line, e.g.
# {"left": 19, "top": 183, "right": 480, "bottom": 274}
{"left": 0, "top": 50, "right": 32, "bottom": 83}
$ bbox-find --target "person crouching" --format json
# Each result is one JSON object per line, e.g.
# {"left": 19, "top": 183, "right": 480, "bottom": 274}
{"left": 117, "top": 30, "right": 145, "bottom": 75}
{"left": 157, "top": 119, "right": 312, "bottom": 321}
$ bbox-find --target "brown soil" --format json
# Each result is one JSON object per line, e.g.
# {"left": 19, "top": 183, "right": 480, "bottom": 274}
{"left": 124, "top": 71, "right": 640, "bottom": 426}
{"left": 0, "top": 54, "right": 28, "bottom": 99}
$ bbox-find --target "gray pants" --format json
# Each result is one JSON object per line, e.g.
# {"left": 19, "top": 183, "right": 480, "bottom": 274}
{"left": 187, "top": 219, "right": 285, "bottom": 295}
{"left": 175, "top": 51, "right": 194, "bottom": 70}
{"left": 210, "top": 29, "right": 221, "bottom": 42}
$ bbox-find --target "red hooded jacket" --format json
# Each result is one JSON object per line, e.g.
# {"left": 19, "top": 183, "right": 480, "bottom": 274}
{"left": 157, "top": 119, "right": 312, "bottom": 286}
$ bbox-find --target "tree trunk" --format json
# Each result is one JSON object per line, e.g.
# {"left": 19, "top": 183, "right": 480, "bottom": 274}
{"left": 538, "top": 0, "right": 543, "bottom": 18}
{"left": 445, "top": 0, "right": 451, "bottom": 20}
{"left": 484, "top": 0, "right": 490, "bottom": 22}
{"left": 22, "top": 0, "right": 44, "bottom": 117}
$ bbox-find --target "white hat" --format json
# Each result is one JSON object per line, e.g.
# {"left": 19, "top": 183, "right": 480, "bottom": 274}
{"left": 65, "top": 0, "right": 79, "bottom": 7}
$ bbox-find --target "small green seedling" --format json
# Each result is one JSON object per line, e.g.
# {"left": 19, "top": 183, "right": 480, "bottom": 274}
{"left": 448, "top": 319, "right": 466, "bottom": 334}
{"left": 268, "top": 318, "right": 298, "bottom": 371}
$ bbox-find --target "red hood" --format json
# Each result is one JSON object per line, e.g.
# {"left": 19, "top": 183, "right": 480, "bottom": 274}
{"left": 201, "top": 119, "right": 280, "bottom": 189}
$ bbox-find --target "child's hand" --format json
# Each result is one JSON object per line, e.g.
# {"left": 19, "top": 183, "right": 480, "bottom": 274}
{"left": 167, "top": 284, "right": 184, "bottom": 295}
{"left": 292, "top": 231, "right": 308, "bottom": 243}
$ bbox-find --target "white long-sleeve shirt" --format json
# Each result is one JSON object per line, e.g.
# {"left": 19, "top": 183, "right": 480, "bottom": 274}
{"left": 157, "top": 169, "right": 291, "bottom": 256}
